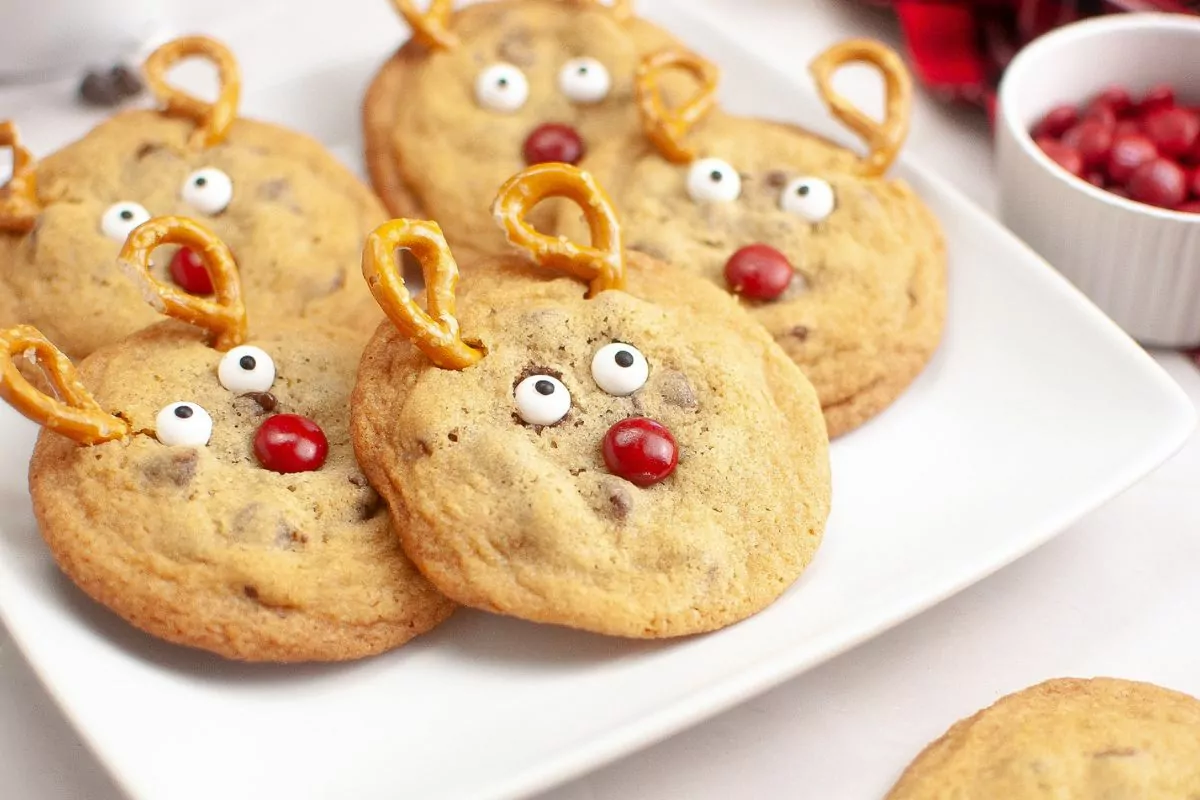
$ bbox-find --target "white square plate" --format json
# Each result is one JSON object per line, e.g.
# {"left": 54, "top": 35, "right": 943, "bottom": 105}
{"left": 0, "top": 2, "right": 1193, "bottom": 799}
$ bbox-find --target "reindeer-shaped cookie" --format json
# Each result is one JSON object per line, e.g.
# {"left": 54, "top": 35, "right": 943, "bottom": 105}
{"left": 0, "top": 218, "right": 451, "bottom": 662}
{"left": 566, "top": 41, "right": 947, "bottom": 437}
{"left": 352, "top": 163, "right": 830, "bottom": 637}
{"left": 362, "top": 0, "right": 694, "bottom": 255}
{"left": 0, "top": 36, "right": 386, "bottom": 363}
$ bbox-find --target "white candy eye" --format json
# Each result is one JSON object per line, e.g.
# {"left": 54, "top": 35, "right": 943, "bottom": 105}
{"left": 100, "top": 201, "right": 150, "bottom": 242}
{"left": 558, "top": 57, "right": 611, "bottom": 104}
{"left": 155, "top": 402, "right": 213, "bottom": 447}
{"left": 475, "top": 63, "right": 530, "bottom": 113}
{"left": 514, "top": 374, "right": 571, "bottom": 426}
{"left": 591, "top": 342, "right": 648, "bottom": 397}
{"left": 780, "top": 177, "right": 835, "bottom": 222}
{"left": 687, "top": 158, "right": 741, "bottom": 203}
{"left": 218, "top": 345, "right": 276, "bottom": 394}
{"left": 181, "top": 167, "right": 233, "bottom": 215}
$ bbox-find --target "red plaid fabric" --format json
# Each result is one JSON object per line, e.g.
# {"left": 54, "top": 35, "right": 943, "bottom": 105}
{"left": 862, "top": 0, "right": 1200, "bottom": 119}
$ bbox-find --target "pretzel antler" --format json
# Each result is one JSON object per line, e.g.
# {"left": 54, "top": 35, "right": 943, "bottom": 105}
{"left": 390, "top": 0, "right": 459, "bottom": 50}
{"left": 635, "top": 48, "right": 721, "bottom": 164}
{"left": 0, "top": 122, "right": 41, "bottom": 233}
{"left": 0, "top": 326, "right": 129, "bottom": 445}
{"left": 118, "top": 216, "right": 248, "bottom": 351}
{"left": 566, "top": 0, "right": 633, "bottom": 20}
{"left": 362, "top": 219, "right": 484, "bottom": 370}
{"left": 809, "top": 38, "right": 912, "bottom": 177}
{"left": 143, "top": 36, "right": 241, "bottom": 149}
{"left": 492, "top": 163, "right": 624, "bottom": 296}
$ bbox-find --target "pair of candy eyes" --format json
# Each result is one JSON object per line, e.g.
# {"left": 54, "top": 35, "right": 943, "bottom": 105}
{"left": 153, "top": 344, "right": 276, "bottom": 447}
{"left": 99, "top": 167, "right": 234, "bottom": 242}
{"left": 515, "top": 342, "right": 649, "bottom": 427}
{"left": 687, "top": 158, "right": 836, "bottom": 222}
{"left": 476, "top": 57, "right": 611, "bottom": 113}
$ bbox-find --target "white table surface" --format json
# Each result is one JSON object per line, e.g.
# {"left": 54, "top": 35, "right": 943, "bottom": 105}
{"left": 3, "top": 1, "right": 1200, "bottom": 798}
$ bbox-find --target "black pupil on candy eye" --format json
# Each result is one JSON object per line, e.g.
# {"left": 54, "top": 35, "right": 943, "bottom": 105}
{"left": 614, "top": 350, "right": 634, "bottom": 368}
{"left": 174, "top": 405, "right": 194, "bottom": 419}
{"left": 119, "top": 209, "right": 134, "bottom": 220}
{"left": 195, "top": 176, "right": 207, "bottom": 187}
{"left": 497, "top": 77, "right": 509, "bottom": 88}
{"left": 577, "top": 65, "right": 588, "bottom": 75}
{"left": 796, "top": 184, "right": 810, "bottom": 196}
{"left": 535, "top": 380, "right": 555, "bottom": 396}
{"left": 239, "top": 355, "right": 256, "bottom": 371}
{"left": 710, "top": 170, "right": 723, "bottom": 183}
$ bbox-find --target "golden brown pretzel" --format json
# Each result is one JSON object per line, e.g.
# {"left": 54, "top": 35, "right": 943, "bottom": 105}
{"left": 143, "top": 36, "right": 241, "bottom": 149}
{"left": 391, "top": 0, "right": 459, "bottom": 50}
{"left": 0, "top": 325, "right": 128, "bottom": 445}
{"left": 809, "top": 38, "right": 912, "bottom": 177}
{"left": 491, "top": 163, "right": 625, "bottom": 296}
{"left": 362, "top": 219, "right": 484, "bottom": 370}
{"left": 0, "top": 121, "right": 40, "bottom": 233}
{"left": 118, "top": 216, "right": 248, "bottom": 351}
{"left": 635, "top": 48, "right": 721, "bottom": 164}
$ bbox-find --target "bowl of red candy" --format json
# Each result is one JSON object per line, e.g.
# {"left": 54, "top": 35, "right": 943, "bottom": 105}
{"left": 996, "top": 13, "right": 1200, "bottom": 347}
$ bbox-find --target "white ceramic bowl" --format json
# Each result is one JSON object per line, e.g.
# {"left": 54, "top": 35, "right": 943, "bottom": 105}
{"left": 996, "top": 13, "right": 1200, "bottom": 347}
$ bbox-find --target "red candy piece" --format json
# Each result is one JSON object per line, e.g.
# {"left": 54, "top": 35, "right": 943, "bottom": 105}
{"left": 1109, "top": 186, "right": 1130, "bottom": 199}
{"left": 1062, "top": 121, "right": 1112, "bottom": 169}
{"left": 1114, "top": 119, "right": 1142, "bottom": 137}
{"left": 1086, "top": 172, "right": 1106, "bottom": 187}
{"left": 724, "top": 244, "right": 795, "bottom": 300}
{"left": 601, "top": 417, "right": 678, "bottom": 487}
{"left": 1032, "top": 105, "right": 1078, "bottom": 139}
{"left": 1176, "top": 201, "right": 1200, "bottom": 214}
{"left": 1190, "top": 167, "right": 1200, "bottom": 199}
{"left": 1035, "top": 137, "right": 1083, "bottom": 176}
{"left": 1139, "top": 84, "right": 1176, "bottom": 116}
{"left": 1128, "top": 158, "right": 1188, "bottom": 208}
{"left": 253, "top": 414, "right": 329, "bottom": 474}
{"left": 1106, "top": 133, "right": 1158, "bottom": 184}
{"left": 1092, "top": 85, "right": 1134, "bottom": 117}
{"left": 1142, "top": 108, "right": 1200, "bottom": 159}
{"left": 1082, "top": 103, "right": 1116, "bottom": 129}
{"left": 169, "top": 247, "right": 214, "bottom": 295}
{"left": 523, "top": 123, "right": 585, "bottom": 166}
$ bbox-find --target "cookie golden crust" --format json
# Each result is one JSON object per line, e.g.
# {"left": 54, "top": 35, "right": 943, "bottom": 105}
{"left": 362, "top": 0, "right": 680, "bottom": 255}
{"left": 29, "top": 320, "right": 453, "bottom": 662}
{"left": 569, "top": 113, "right": 947, "bottom": 438}
{"left": 352, "top": 252, "right": 830, "bottom": 638}
{"left": 0, "top": 110, "right": 386, "bottom": 361}
{"left": 887, "top": 678, "right": 1200, "bottom": 800}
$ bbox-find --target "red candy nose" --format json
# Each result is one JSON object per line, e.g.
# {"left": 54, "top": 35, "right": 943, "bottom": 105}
{"left": 724, "top": 244, "right": 795, "bottom": 301}
{"left": 170, "top": 247, "right": 215, "bottom": 295}
{"left": 602, "top": 417, "right": 678, "bottom": 487}
{"left": 523, "top": 123, "right": 586, "bottom": 166}
{"left": 253, "top": 414, "right": 329, "bottom": 474}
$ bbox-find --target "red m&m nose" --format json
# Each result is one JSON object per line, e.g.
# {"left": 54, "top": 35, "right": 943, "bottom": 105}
{"left": 724, "top": 244, "right": 795, "bottom": 301}
{"left": 170, "top": 247, "right": 215, "bottom": 295}
{"left": 253, "top": 414, "right": 329, "bottom": 474}
{"left": 602, "top": 417, "right": 678, "bottom": 487}
{"left": 523, "top": 123, "right": 586, "bottom": 166}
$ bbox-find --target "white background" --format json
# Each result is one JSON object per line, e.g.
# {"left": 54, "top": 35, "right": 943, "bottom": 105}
{"left": 2, "top": 1, "right": 1199, "bottom": 798}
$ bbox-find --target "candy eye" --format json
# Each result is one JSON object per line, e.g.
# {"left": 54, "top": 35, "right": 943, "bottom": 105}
{"left": 514, "top": 374, "right": 571, "bottom": 426}
{"left": 181, "top": 167, "right": 233, "bottom": 215}
{"left": 475, "top": 63, "right": 530, "bottom": 113}
{"left": 100, "top": 201, "right": 150, "bottom": 242}
{"left": 155, "top": 402, "right": 213, "bottom": 447}
{"left": 780, "top": 177, "right": 835, "bottom": 222}
{"left": 218, "top": 345, "right": 276, "bottom": 394}
{"left": 687, "top": 158, "right": 741, "bottom": 203}
{"left": 558, "top": 57, "right": 611, "bottom": 104}
{"left": 591, "top": 342, "right": 649, "bottom": 396}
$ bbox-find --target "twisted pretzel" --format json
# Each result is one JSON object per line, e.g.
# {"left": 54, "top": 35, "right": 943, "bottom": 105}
{"left": 809, "top": 38, "right": 912, "bottom": 177}
{"left": 0, "top": 326, "right": 128, "bottom": 445}
{"left": 0, "top": 122, "right": 40, "bottom": 233}
{"left": 391, "top": 0, "right": 459, "bottom": 51}
{"left": 143, "top": 36, "right": 241, "bottom": 149}
{"left": 118, "top": 216, "right": 248, "bottom": 351}
{"left": 636, "top": 48, "right": 721, "bottom": 164}
{"left": 492, "top": 163, "right": 624, "bottom": 296}
{"left": 362, "top": 219, "right": 484, "bottom": 370}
